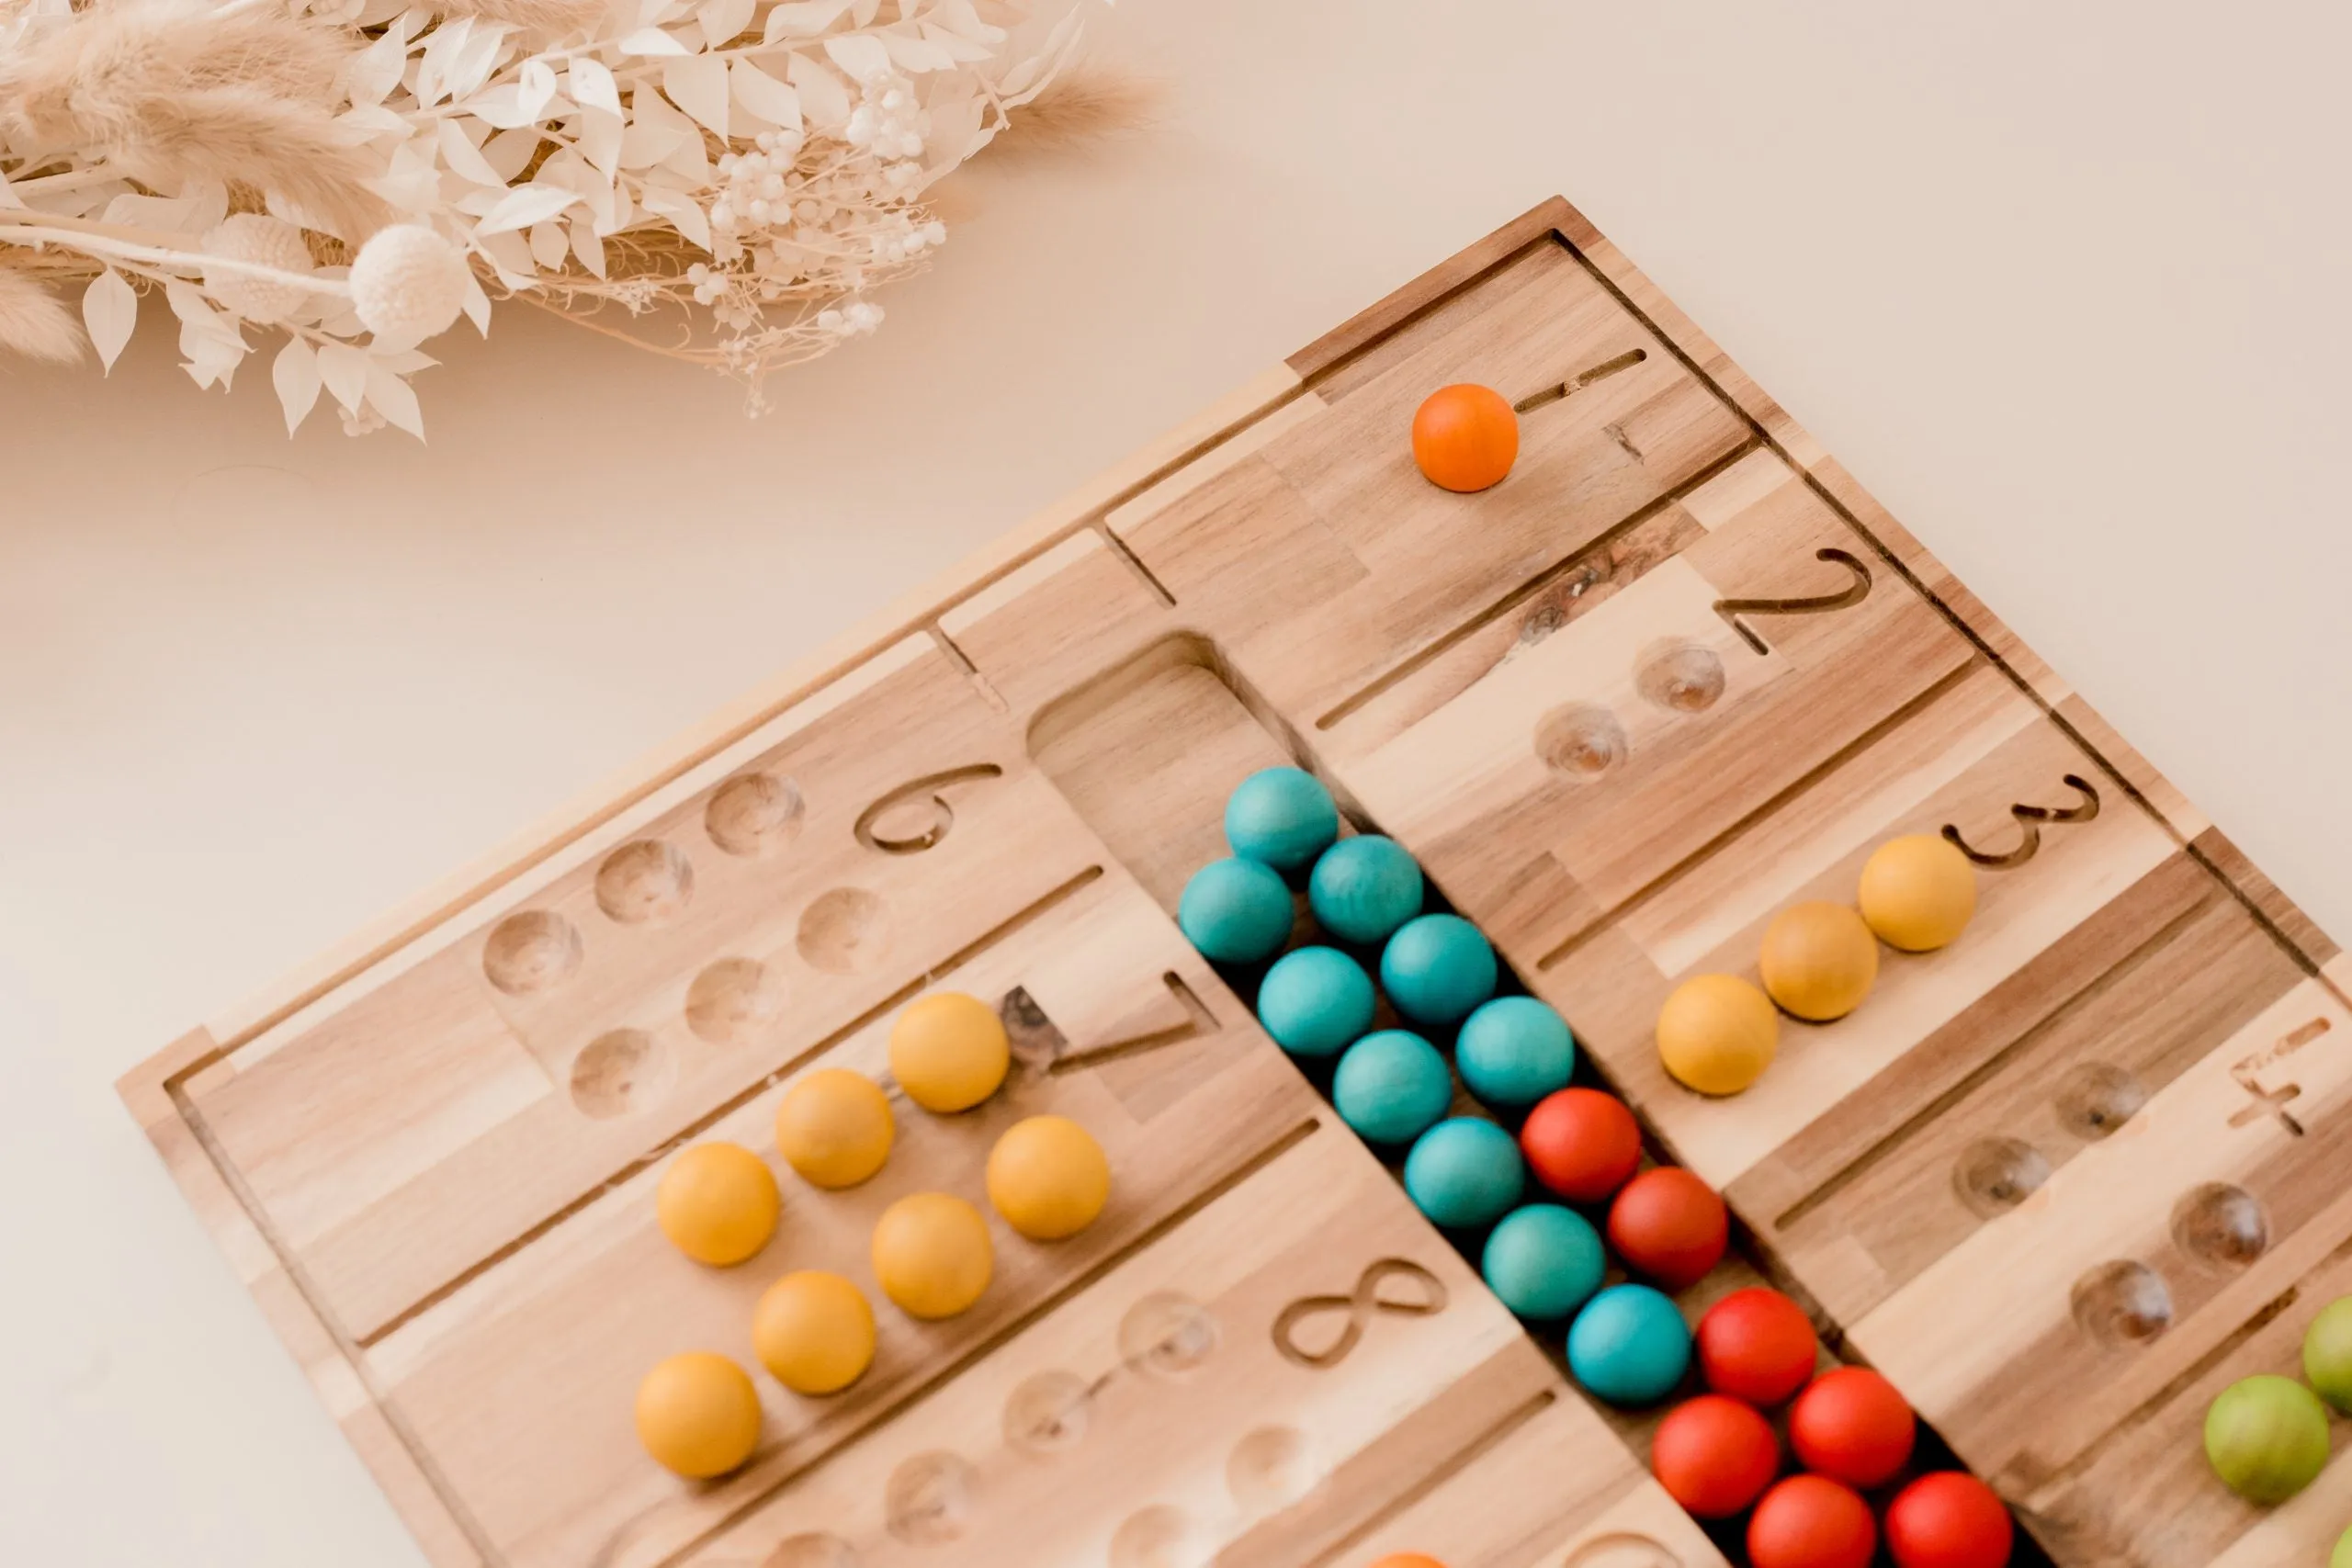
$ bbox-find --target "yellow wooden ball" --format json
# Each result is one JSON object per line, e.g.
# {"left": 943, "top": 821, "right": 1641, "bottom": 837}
{"left": 1656, "top": 974, "right": 1780, "bottom": 1095}
{"left": 655, "top": 1142, "right": 780, "bottom": 1266}
{"left": 1858, "top": 834, "right": 1977, "bottom": 952}
{"left": 1759, "top": 901, "right": 1880, "bottom": 1021}
{"left": 889, "top": 992, "right": 1010, "bottom": 1113}
{"left": 634, "top": 1351, "right": 762, "bottom": 1478}
{"left": 872, "top": 1192, "right": 994, "bottom": 1319}
{"left": 752, "top": 1270, "right": 876, "bottom": 1395}
{"left": 987, "top": 1115, "right": 1112, "bottom": 1240}
{"left": 775, "top": 1068, "right": 894, "bottom": 1189}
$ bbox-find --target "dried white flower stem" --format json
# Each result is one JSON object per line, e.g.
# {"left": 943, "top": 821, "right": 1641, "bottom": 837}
{"left": 0, "top": 220, "right": 347, "bottom": 296}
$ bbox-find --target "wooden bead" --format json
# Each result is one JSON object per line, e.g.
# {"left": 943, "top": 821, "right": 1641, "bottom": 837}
{"left": 1758, "top": 903, "right": 1880, "bottom": 1021}
{"left": 1859, "top": 834, "right": 1976, "bottom": 952}
{"left": 1411, "top": 383, "right": 1519, "bottom": 492}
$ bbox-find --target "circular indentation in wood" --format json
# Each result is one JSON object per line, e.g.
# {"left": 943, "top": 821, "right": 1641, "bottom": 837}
{"left": 1226, "top": 1425, "right": 1317, "bottom": 1513}
{"left": 2071, "top": 1259, "right": 2172, "bottom": 1346}
{"left": 2172, "top": 1182, "right": 2268, "bottom": 1269}
{"left": 1536, "top": 704, "right": 1629, "bottom": 783}
{"left": 1117, "top": 1292, "right": 1219, "bottom": 1379}
{"left": 1002, "top": 1370, "right": 1091, "bottom": 1456}
{"left": 570, "top": 1028, "right": 673, "bottom": 1118}
{"left": 684, "top": 957, "right": 784, "bottom": 1045}
{"left": 796, "top": 888, "right": 892, "bottom": 975}
{"left": 481, "top": 909, "right": 582, "bottom": 996}
{"left": 2053, "top": 1062, "right": 2145, "bottom": 1140}
{"left": 708, "top": 772, "right": 805, "bottom": 858}
{"left": 1951, "top": 1136, "right": 2051, "bottom": 1219}
{"left": 1108, "top": 1506, "right": 1202, "bottom": 1568}
{"left": 1561, "top": 1536, "right": 1682, "bottom": 1568}
{"left": 596, "top": 840, "right": 695, "bottom": 925}
{"left": 1635, "top": 641, "right": 1726, "bottom": 714}
{"left": 884, "top": 1452, "right": 975, "bottom": 1546}
{"left": 764, "top": 1534, "right": 857, "bottom": 1568}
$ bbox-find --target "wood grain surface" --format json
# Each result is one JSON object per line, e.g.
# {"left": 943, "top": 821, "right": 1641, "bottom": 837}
{"left": 121, "top": 199, "right": 2348, "bottom": 1568}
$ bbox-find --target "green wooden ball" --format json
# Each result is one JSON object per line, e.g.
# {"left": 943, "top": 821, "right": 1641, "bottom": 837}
{"left": 1225, "top": 766, "right": 1339, "bottom": 871}
{"left": 2204, "top": 1374, "right": 2329, "bottom": 1505}
{"left": 1380, "top": 914, "right": 1498, "bottom": 1028}
{"left": 1333, "top": 1030, "right": 1452, "bottom": 1145}
{"left": 1403, "top": 1117, "right": 1524, "bottom": 1229}
{"left": 2304, "top": 1294, "right": 2352, "bottom": 1412}
{"left": 1308, "top": 835, "right": 1424, "bottom": 945}
{"left": 1483, "top": 1203, "right": 1605, "bottom": 1322}
{"left": 1455, "top": 996, "right": 1575, "bottom": 1109}
{"left": 1256, "top": 946, "right": 1374, "bottom": 1058}
{"left": 2334, "top": 1524, "right": 2352, "bottom": 1568}
{"left": 1178, "top": 857, "right": 1294, "bottom": 964}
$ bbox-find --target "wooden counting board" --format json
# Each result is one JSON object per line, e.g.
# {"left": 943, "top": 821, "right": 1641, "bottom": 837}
{"left": 121, "top": 197, "right": 2351, "bottom": 1568}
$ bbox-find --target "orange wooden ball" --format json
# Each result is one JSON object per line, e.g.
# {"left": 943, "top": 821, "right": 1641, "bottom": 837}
{"left": 1411, "top": 384, "right": 1519, "bottom": 492}
{"left": 1369, "top": 1556, "right": 1450, "bottom": 1568}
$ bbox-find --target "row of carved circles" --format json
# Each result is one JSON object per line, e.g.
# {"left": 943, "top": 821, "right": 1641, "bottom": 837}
{"left": 480, "top": 770, "right": 808, "bottom": 1000}
{"left": 1535, "top": 639, "right": 1728, "bottom": 783}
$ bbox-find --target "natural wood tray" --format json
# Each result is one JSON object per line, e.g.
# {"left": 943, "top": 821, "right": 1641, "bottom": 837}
{"left": 121, "top": 197, "right": 2351, "bottom": 1568}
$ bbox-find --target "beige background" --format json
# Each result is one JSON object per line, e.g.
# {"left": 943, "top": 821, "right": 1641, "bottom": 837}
{"left": 5, "top": 2, "right": 2349, "bottom": 1562}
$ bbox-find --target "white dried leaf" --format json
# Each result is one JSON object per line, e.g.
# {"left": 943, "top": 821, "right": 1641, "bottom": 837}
{"left": 577, "top": 107, "right": 626, "bottom": 176}
{"left": 637, "top": 186, "right": 710, "bottom": 251}
{"left": 915, "top": 21, "right": 997, "bottom": 62}
{"left": 927, "top": 0, "right": 1002, "bottom": 41}
{"left": 475, "top": 182, "right": 582, "bottom": 233}
{"left": 880, "top": 28, "right": 956, "bottom": 72}
{"left": 617, "top": 25, "right": 691, "bottom": 53}
{"left": 697, "top": 0, "right": 755, "bottom": 49}
{"left": 763, "top": 0, "right": 850, "bottom": 40}
{"left": 662, "top": 54, "right": 730, "bottom": 137}
{"left": 348, "top": 26, "right": 413, "bottom": 105}
{"left": 481, "top": 128, "right": 541, "bottom": 182}
{"left": 729, "top": 61, "right": 800, "bottom": 129}
{"left": 569, "top": 218, "right": 607, "bottom": 278}
{"left": 81, "top": 270, "right": 137, "bottom": 373}
{"left": 787, "top": 51, "right": 852, "bottom": 126}
{"left": 850, "top": 0, "right": 879, "bottom": 23}
{"left": 517, "top": 58, "right": 560, "bottom": 119}
{"left": 823, "top": 33, "right": 890, "bottom": 82}
{"left": 436, "top": 119, "right": 506, "bottom": 186}
{"left": 317, "top": 341, "right": 371, "bottom": 412}
{"left": 272, "top": 337, "right": 322, "bottom": 434}
{"left": 569, "top": 57, "right": 623, "bottom": 116}
{"left": 364, "top": 359, "right": 425, "bottom": 440}
{"left": 461, "top": 83, "right": 541, "bottom": 129}
{"left": 459, "top": 270, "right": 492, "bottom": 336}
{"left": 527, "top": 220, "right": 569, "bottom": 269}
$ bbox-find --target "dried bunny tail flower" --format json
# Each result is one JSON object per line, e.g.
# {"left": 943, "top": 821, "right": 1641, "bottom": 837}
{"left": 0, "top": 262, "right": 86, "bottom": 365}
{"left": 985, "top": 62, "right": 1162, "bottom": 160}
{"left": 424, "top": 0, "right": 607, "bottom": 37}
{"left": 0, "top": 0, "right": 390, "bottom": 241}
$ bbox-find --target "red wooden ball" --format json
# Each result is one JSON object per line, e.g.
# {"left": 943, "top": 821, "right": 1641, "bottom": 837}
{"left": 1885, "top": 1472, "right": 2014, "bottom": 1568}
{"left": 1747, "top": 1474, "right": 1877, "bottom": 1568}
{"left": 1651, "top": 1394, "right": 1780, "bottom": 1518}
{"left": 1606, "top": 1167, "right": 1727, "bottom": 1292}
{"left": 1697, "top": 1286, "right": 1818, "bottom": 1406}
{"left": 1790, "top": 1366, "right": 1917, "bottom": 1488}
{"left": 1520, "top": 1088, "right": 1642, "bottom": 1203}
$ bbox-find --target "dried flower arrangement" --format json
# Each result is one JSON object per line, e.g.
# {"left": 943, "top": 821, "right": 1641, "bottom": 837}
{"left": 0, "top": 0, "right": 1112, "bottom": 435}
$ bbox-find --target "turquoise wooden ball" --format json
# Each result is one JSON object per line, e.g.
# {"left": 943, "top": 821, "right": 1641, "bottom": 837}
{"left": 1257, "top": 946, "right": 1374, "bottom": 1057}
{"left": 1225, "top": 766, "right": 1339, "bottom": 871}
{"left": 1568, "top": 1284, "right": 1691, "bottom": 1407}
{"left": 1381, "top": 914, "right": 1498, "bottom": 1027}
{"left": 1333, "top": 1030, "right": 1452, "bottom": 1145}
{"left": 1403, "top": 1117, "right": 1524, "bottom": 1229}
{"left": 1483, "top": 1203, "right": 1605, "bottom": 1322}
{"left": 1308, "top": 836, "right": 1424, "bottom": 945}
{"left": 1455, "top": 997, "right": 1575, "bottom": 1109}
{"left": 1179, "top": 857, "right": 1295, "bottom": 964}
